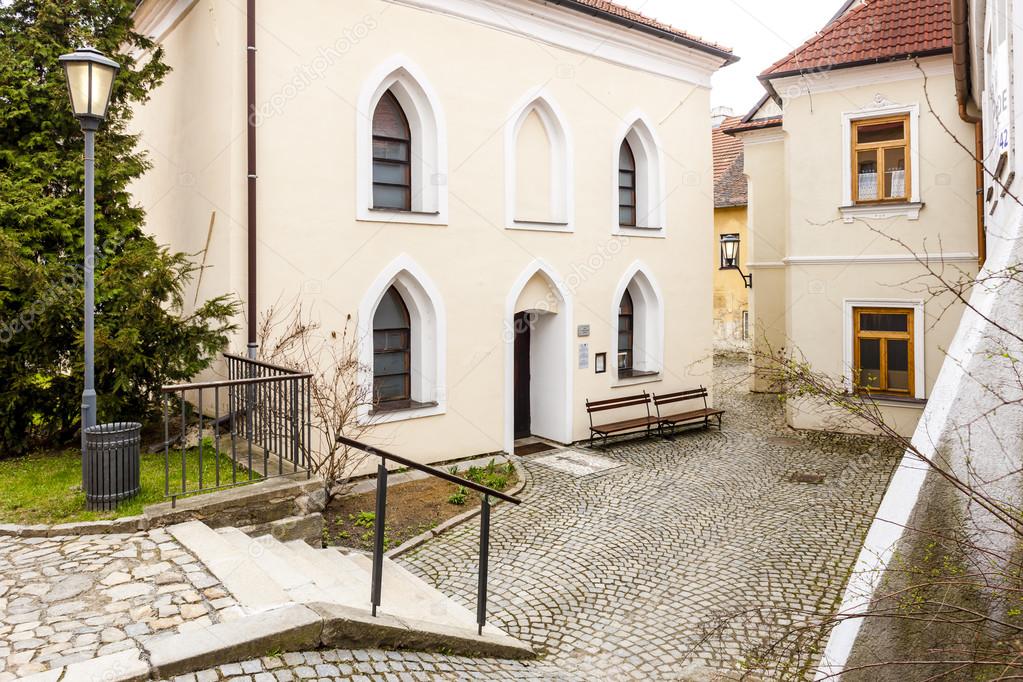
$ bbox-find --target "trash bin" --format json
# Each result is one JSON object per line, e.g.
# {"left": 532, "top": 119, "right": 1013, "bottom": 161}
{"left": 83, "top": 422, "right": 142, "bottom": 511}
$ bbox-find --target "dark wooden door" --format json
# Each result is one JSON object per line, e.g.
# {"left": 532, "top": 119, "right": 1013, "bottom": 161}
{"left": 513, "top": 312, "right": 531, "bottom": 439}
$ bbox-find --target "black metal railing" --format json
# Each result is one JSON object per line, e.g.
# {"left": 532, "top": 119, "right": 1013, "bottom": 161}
{"left": 159, "top": 354, "right": 313, "bottom": 506}
{"left": 337, "top": 436, "right": 522, "bottom": 635}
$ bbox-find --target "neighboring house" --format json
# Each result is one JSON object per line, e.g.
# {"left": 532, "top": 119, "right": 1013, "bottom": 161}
{"left": 711, "top": 113, "right": 750, "bottom": 352}
{"left": 818, "top": 0, "right": 1023, "bottom": 677}
{"left": 129, "top": 0, "right": 735, "bottom": 467}
{"left": 728, "top": 0, "right": 980, "bottom": 437}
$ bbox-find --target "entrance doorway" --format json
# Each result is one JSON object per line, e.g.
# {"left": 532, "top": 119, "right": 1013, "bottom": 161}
{"left": 513, "top": 312, "right": 531, "bottom": 439}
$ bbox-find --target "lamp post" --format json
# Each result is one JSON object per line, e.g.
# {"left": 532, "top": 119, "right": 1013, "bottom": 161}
{"left": 58, "top": 46, "right": 120, "bottom": 450}
{"left": 720, "top": 234, "right": 753, "bottom": 289}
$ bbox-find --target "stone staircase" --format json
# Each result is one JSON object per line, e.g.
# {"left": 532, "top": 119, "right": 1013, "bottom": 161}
{"left": 169, "top": 520, "right": 500, "bottom": 634}
{"left": 166, "top": 520, "right": 531, "bottom": 658}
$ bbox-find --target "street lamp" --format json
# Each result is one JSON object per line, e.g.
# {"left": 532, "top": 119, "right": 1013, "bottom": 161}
{"left": 59, "top": 46, "right": 120, "bottom": 446}
{"left": 720, "top": 234, "right": 753, "bottom": 289}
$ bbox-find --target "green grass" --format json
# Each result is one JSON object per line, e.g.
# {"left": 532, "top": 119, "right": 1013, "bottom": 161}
{"left": 0, "top": 441, "right": 257, "bottom": 524}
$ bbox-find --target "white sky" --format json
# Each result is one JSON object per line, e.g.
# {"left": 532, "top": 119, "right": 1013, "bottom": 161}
{"left": 616, "top": 0, "right": 844, "bottom": 116}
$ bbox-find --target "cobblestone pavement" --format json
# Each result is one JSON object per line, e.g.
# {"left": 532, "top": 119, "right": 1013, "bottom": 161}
{"left": 0, "top": 527, "right": 242, "bottom": 680}
{"left": 9, "top": 359, "right": 901, "bottom": 681}
{"left": 179, "top": 359, "right": 901, "bottom": 681}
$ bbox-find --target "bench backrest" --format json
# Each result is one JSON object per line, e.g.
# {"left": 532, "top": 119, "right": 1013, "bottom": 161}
{"left": 653, "top": 387, "right": 709, "bottom": 412}
{"left": 585, "top": 393, "right": 650, "bottom": 413}
{"left": 586, "top": 393, "right": 651, "bottom": 428}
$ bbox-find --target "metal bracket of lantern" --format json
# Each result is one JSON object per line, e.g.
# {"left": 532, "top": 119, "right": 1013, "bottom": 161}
{"left": 58, "top": 46, "right": 120, "bottom": 449}
{"left": 720, "top": 234, "right": 753, "bottom": 289}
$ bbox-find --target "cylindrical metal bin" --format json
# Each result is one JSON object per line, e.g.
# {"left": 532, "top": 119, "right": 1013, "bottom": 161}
{"left": 83, "top": 422, "right": 142, "bottom": 511}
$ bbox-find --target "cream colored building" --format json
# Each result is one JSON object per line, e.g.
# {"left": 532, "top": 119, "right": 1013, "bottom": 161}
{"left": 730, "top": 0, "right": 980, "bottom": 436}
{"left": 130, "top": 0, "right": 735, "bottom": 466}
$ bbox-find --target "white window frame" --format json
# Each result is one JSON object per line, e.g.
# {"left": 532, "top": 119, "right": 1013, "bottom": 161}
{"left": 357, "top": 55, "right": 448, "bottom": 226}
{"left": 843, "top": 298, "right": 925, "bottom": 400}
{"left": 612, "top": 113, "right": 666, "bottom": 237}
{"left": 840, "top": 104, "right": 922, "bottom": 223}
{"left": 358, "top": 255, "right": 447, "bottom": 424}
{"left": 504, "top": 90, "right": 574, "bottom": 232}
{"left": 611, "top": 262, "right": 665, "bottom": 384}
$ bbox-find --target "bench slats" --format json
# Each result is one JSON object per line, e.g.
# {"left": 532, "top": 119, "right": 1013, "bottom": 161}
{"left": 591, "top": 416, "right": 660, "bottom": 434}
{"left": 586, "top": 393, "right": 649, "bottom": 410}
{"left": 660, "top": 408, "right": 724, "bottom": 424}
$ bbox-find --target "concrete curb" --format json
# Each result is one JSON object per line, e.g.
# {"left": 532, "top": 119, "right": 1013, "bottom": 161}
{"left": 386, "top": 457, "right": 530, "bottom": 559}
{"left": 0, "top": 475, "right": 323, "bottom": 538}
{"left": 19, "top": 602, "right": 534, "bottom": 682}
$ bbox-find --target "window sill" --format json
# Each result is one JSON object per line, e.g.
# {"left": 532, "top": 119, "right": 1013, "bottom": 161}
{"left": 612, "top": 371, "right": 661, "bottom": 388}
{"left": 366, "top": 400, "right": 444, "bottom": 424}
{"left": 839, "top": 202, "right": 923, "bottom": 224}
{"left": 850, "top": 392, "right": 927, "bottom": 408}
{"left": 370, "top": 399, "right": 439, "bottom": 415}
{"left": 358, "top": 208, "right": 446, "bottom": 226}
{"left": 614, "top": 225, "right": 666, "bottom": 238}
{"left": 507, "top": 220, "right": 573, "bottom": 233}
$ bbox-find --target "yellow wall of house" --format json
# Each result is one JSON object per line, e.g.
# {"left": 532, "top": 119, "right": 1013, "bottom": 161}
{"left": 712, "top": 206, "right": 749, "bottom": 349}
{"left": 131, "top": 0, "right": 722, "bottom": 469}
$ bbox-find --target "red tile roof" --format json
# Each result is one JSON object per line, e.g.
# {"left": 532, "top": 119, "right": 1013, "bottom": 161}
{"left": 551, "top": 0, "right": 737, "bottom": 62}
{"left": 724, "top": 116, "right": 783, "bottom": 136}
{"left": 761, "top": 0, "right": 952, "bottom": 78}
{"left": 713, "top": 118, "right": 747, "bottom": 207}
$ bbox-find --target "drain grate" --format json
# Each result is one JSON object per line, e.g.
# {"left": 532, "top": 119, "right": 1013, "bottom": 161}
{"left": 788, "top": 472, "right": 826, "bottom": 484}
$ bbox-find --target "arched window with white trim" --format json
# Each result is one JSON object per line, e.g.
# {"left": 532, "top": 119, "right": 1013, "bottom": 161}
{"left": 613, "top": 116, "right": 664, "bottom": 232}
{"left": 613, "top": 265, "right": 664, "bottom": 378}
{"left": 505, "top": 93, "right": 573, "bottom": 230}
{"left": 359, "top": 256, "right": 446, "bottom": 421}
{"left": 357, "top": 57, "right": 447, "bottom": 224}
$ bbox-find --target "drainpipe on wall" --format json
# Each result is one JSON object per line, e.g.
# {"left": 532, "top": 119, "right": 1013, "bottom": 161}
{"left": 951, "top": 0, "right": 986, "bottom": 267}
{"left": 246, "top": 0, "right": 258, "bottom": 359}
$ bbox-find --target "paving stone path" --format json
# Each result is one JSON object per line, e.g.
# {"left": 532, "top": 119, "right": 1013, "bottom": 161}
{"left": 0, "top": 527, "right": 242, "bottom": 680}
{"left": 177, "top": 359, "right": 901, "bottom": 681}
{"left": 4, "top": 359, "right": 901, "bottom": 681}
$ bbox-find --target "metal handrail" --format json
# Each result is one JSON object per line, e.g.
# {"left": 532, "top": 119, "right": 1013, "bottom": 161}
{"left": 222, "top": 352, "right": 306, "bottom": 376}
{"left": 337, "top": 436, "right": 522, "bottom": 504}
{"left": 337, "top": 435, "right": 521, "bottom": 635}
{"left": 161, "top": 372, "right": 313, "bottom": 394}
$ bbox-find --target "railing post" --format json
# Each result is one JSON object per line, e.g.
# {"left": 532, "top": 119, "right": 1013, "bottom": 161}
{"left": 477, "top": 493, "right": 491, "bottom": 636}
{"left": 371, "top": 457, "right": 388, "bottom": 617}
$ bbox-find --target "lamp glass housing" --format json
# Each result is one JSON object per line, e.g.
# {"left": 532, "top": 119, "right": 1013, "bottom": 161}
{"left": 720, "top": 235, "right": 740, "bottom": 268}
{"left": 59, "top": 47, "right": 119, "bottom": 121}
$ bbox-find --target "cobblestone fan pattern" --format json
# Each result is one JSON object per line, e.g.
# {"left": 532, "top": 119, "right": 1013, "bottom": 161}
{"left": 31, "top": 360, "right": 901, "bottom": 681}
{"left": 0, "top": 527, "right": 241, "bottom": 680}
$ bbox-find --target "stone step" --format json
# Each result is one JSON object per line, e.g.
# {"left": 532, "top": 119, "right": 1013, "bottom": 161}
{"left": 168, "top": 520, "right": 289, "bottom": 609}
{"left": 346, "top": 552, "right": 481, "bottom": 631}
{"left": 215, "top": 527, "right": 333, "bottom": 604}
{"left": 283, "top": 540, "right": 371, "bottom": 606}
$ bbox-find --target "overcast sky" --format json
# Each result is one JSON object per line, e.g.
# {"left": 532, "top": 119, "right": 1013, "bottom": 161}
{"left": 616, "top": 0, "right": 843, "bottom": 115}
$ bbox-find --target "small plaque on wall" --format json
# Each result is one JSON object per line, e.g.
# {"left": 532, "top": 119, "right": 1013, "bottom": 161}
{"left": 595, "top": 352, "right": 607, "bottom": 374}
{"left": 578, "top": 343, "right": 589, "bottom": 369}
{"left": 577, "top": 325, "right": 591, "bottom": 337}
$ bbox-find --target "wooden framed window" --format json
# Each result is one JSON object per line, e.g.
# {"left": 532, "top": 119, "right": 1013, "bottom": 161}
{"left": 372, "top": 90, "right": 412, "bottom": 211}
{"left": 619, "top": 140, "right": 637, "bottom": 227}
{"left": 617, "top": 290, "right": 634, "bottom": 374}
{"left": 852, "top": 114, "right": 910, "bottom": 203}
{"left": 853, "top": 307, "right": 914, "bottom": 396}
{"left": 373, "top": 286, "right": 411, "bottom": 403}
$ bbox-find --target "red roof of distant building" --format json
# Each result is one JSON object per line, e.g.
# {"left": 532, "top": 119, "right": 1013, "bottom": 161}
{"left": 554, "top": 0, "right": 736, "bottom": 62}
{"left": 713, "top": 117, "right": 747, "bottom": 207}
{"left": 761, "top": 0, "right": 952, "bottom": 78}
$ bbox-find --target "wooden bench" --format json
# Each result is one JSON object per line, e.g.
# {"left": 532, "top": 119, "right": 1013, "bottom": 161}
{"left": 585, "top": 393, "right": 660, "bottom": 447}
{"left": 653, "top": 387, "right": 724, "bottom": 435}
